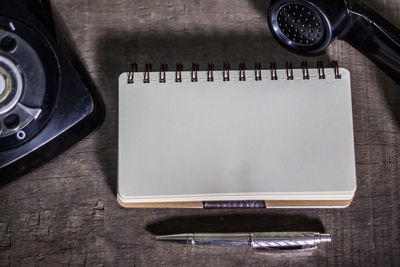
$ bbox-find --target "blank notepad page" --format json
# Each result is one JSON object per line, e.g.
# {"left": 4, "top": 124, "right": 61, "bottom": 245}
{"left": 118, "top": 68, "right": 356, "bottom": 203}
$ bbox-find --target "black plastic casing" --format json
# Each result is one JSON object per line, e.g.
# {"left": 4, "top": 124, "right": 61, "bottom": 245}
{"left": 339, "top": 2, "right": 400, "bottom": 84}
{"left": 0, "top": 0, "right": 105, "bottom": 186}
{"left": 268, "top": 0, "right": 349, "bottom": 55}
{"left": 268, "top": 0, "right": 400, "bottom": 84}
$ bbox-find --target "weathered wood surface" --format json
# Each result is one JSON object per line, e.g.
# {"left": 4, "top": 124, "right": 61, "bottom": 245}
{"left": 1, "top": 0, "right": 400, "bottom": 266}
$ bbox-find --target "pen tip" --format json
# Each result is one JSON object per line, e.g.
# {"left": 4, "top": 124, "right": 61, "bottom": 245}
{"left": 320, "top": 234, "right": 331, "bottom": 243}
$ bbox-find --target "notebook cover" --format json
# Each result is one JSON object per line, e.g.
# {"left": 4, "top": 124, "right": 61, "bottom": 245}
{"left": 118, "top": 67, "right": 356, "bottom": 208}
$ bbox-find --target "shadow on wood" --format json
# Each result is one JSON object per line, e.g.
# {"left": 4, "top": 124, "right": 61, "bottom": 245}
{"left": 146, "top": 213, "right": 325, "bottom": 235}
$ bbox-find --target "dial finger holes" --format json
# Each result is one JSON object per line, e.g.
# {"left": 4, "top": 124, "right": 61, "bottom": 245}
{"left": 4, "top": 114, "right": 20, "bottom": 130}
{"left": 0, "top": 36, "right": 17, "bottom": 53}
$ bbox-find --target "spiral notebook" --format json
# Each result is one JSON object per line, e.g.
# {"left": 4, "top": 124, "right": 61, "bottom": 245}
{"left": 118, "top": 62, "right": 356, "bottom": 208}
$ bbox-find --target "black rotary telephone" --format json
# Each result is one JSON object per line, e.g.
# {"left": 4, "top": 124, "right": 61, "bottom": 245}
{"left": 0, "top": 0, "right": 105, "bottom": 185}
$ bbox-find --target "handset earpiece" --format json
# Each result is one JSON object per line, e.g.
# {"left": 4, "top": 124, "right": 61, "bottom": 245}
{"left": 268, "top": 0, "right": 400, "bottom": 84}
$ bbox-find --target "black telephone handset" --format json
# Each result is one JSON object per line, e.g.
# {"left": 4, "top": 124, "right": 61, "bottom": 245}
{"left": 267, "top": 0, "right": 400, "bottom": 84}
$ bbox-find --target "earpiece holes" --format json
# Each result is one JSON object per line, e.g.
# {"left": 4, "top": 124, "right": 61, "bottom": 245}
{"left": 275, "top": 3, "right": 325, "bottom": 46}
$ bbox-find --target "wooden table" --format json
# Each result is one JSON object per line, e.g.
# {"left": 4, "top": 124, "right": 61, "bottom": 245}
{"left": 1, "top": 0, "right": 400, "bottom": 265}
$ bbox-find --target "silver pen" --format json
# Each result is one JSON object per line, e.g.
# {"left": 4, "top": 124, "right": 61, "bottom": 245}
{"left": 156, "top": 232, "right": 331, "bottom": 250}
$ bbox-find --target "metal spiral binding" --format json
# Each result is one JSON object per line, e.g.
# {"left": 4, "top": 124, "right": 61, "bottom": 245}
{"left": 317, "top": 61, "right": 325, "bottom": 79}
{"left": 127, "top": 63, "right": 137, "bottom": 83}
{"left": 286, "top": 61, "right": 293, "bottom": 80}
{"left": 175, "top": 63, "right": 183, "bottom": 82}
{"left": 255, "top": 62, "right": 262, "bottom": 81}
{"left": 207, "top": 63, "right": 214, "bottom": 82}
{"left": 144, "top": 63, "right": 151, "bottom": 83}
{"left": 223, "top": 62, "right": 230, "bottom": 81}
{"left": 332, "top": 61, "right": 341, "bottom": 79}
{"left": 129, "top": 61, "right": 342, "bottom": 83}
{"left": 159, "top": 63, "right": 167, "bottom": 83}
{"left": 301, "top": 61, "right": 310, "bottom": 80}
{"left": 270, "top": 62, "right": 278, "bottom": 80}
{"left": 192, "top": 63, "right": 199, "bottom": 82}
{"left": 239, "top": 62, "right": 246, "bottom": 81}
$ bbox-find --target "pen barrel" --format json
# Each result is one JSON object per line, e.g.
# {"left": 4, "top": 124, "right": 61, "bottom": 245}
{"left": 191, "top": 233, "right": 251, "bottom": 246}
{"left": 251, "top": 232, "right": 331, "bottom": 249}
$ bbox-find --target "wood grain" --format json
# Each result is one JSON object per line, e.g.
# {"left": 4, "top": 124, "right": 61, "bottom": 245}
{"left": 1, "top": 0, "right": 400, "bottom": 266}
